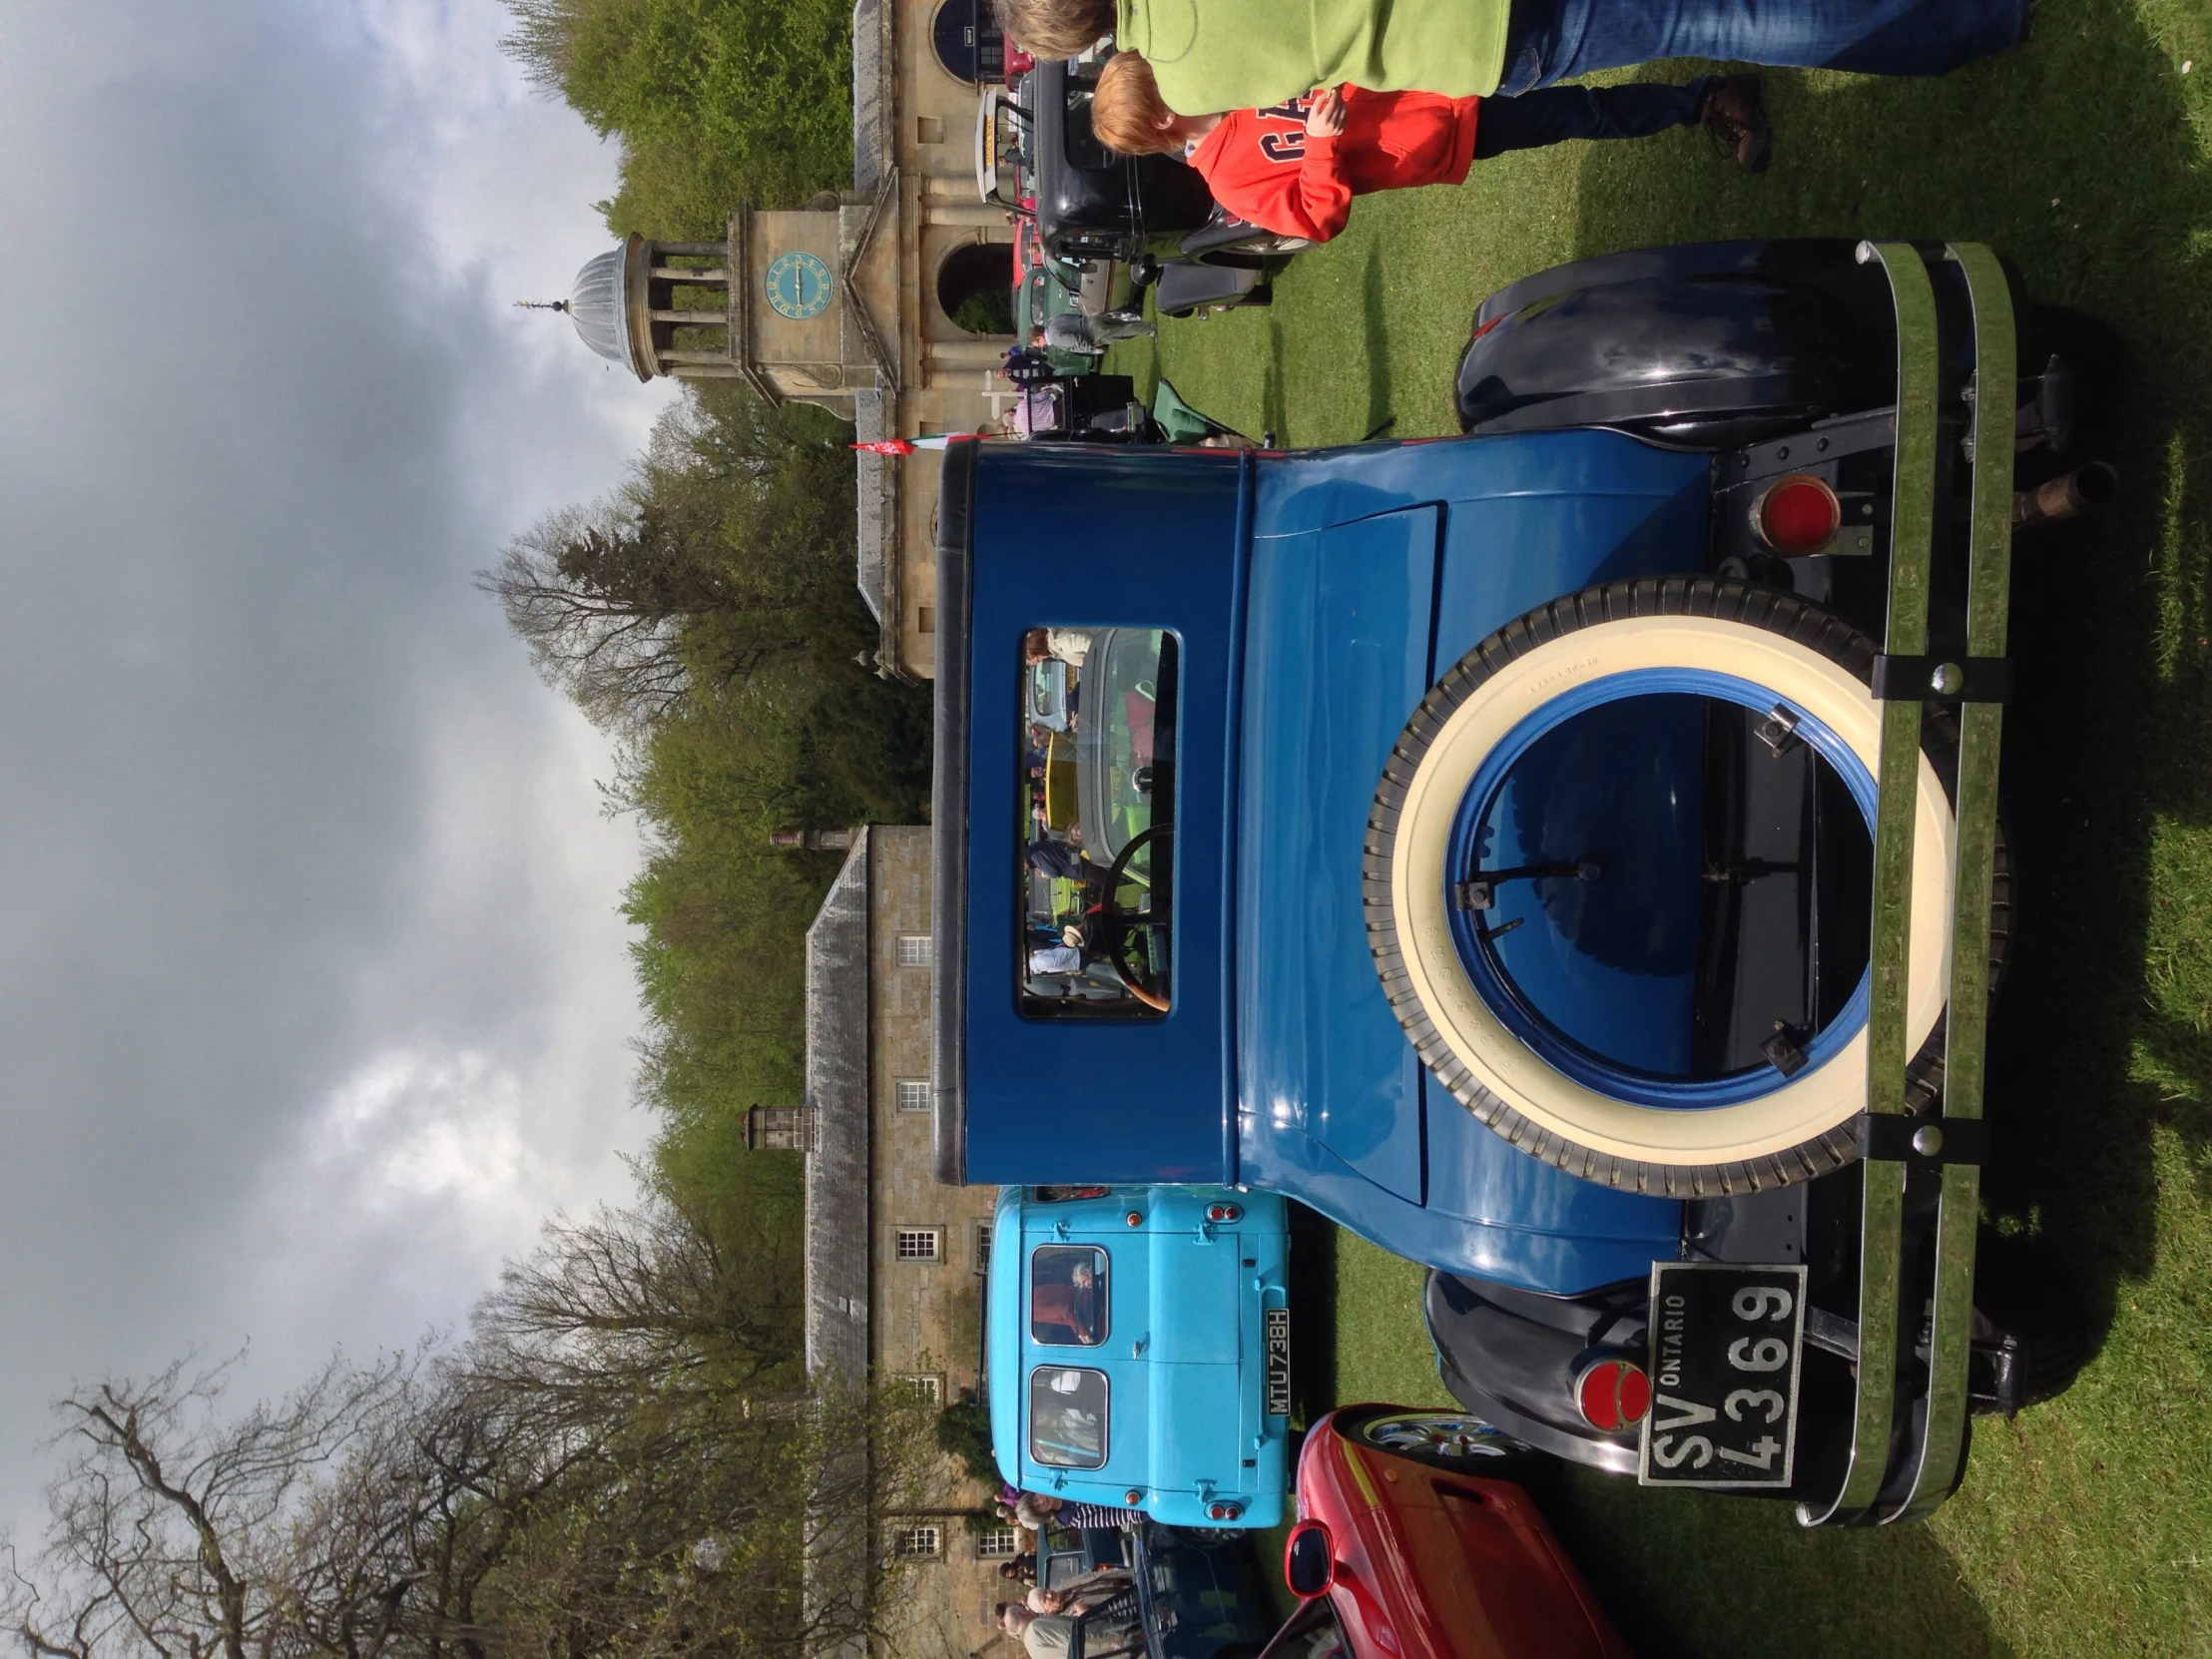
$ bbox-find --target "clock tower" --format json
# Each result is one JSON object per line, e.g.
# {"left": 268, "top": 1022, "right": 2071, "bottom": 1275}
{"left": 550, "top": 0, "right": 1030, "bottom": 685}
{"left": 558, "top": 205, "right": 904, "bottom": 409}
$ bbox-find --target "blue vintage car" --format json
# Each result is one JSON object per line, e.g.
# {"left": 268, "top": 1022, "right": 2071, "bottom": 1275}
{"left": 937, "top": 241, "right": 2094, "bottom": 1524}
{"left": 988, "top": 1183, "right": 1292, "bottom": 1528}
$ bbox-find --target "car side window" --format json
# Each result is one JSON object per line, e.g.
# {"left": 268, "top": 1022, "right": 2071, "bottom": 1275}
{"left": 1029, "top": 1366, "right": 1109, "bottom": 1468}
{"left": 1266, "top": 1598, "right": 1349, "bottom": 1659}
{"left": 1016, "top": 626, "right": 1177, "bottom": 1021}
{"left": 1039, "top": 1528, "right": 1086, "bottom": 1589}
{"left": 1030, "top": 1245, "right": 1109, "bottom": 1346}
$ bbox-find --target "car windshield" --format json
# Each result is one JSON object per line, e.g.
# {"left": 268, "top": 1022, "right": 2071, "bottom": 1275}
{"left": 990, "top": 97, "right": 1029, "bottom": 204}
{"left": 1016, "top": 627, "right": 1177, "bottom": 1020}
{"left": 1040, "top": 1535, "right": 1085, "bottom": 1589}
{"left": 1063, "top": 73, "right": 1112, "bottom": 171}
{"left": 1029, "top": 1367, "right": 1109, "bottom": 1468}
{"left": 1030, "top": 1245, "right": 1108, "bottom": 1346}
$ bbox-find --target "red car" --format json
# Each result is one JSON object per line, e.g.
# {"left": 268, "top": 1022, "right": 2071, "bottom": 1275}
{"left": 1265, "top": 1407, "right": 1633, "bottom": 1659}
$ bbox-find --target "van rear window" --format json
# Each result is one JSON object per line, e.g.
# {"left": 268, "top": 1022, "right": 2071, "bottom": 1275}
{"left": 1030, "top": 1245, "right": 1108, "bottom": 1346}
{"left": 1017, "top": 626, "right": 1178, "bottom": 1020}
{"left": 1029, "top": 1367, "right": 1109, "bottom": 1468}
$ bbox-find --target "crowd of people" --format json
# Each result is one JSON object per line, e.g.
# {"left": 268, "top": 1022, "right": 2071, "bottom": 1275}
{"left": 992, "top": 0, "right": 2029, "bottom": 243}
{"left": 991, "top": 1489, "right": 1153, "bottom": 1659}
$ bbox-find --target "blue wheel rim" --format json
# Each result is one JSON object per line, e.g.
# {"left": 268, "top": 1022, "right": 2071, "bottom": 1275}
{"left": 1442, "top": 668, "right": 1880, "bottom": 1110}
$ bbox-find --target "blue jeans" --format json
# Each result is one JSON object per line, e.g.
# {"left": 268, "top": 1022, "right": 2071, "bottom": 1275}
{"left": 1496, "top": 0, "right": 2027, "bottom": 94}
{"left": 1473, "top": 77, "right": 1714, "bottom": 159}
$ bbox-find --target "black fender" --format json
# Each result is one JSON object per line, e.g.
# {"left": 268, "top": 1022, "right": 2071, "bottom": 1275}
{"left": 1422, "top": 1270, "right": 1648, "bottom": 1474}
{"left": 1454, "top": 239, "right": 1901, "bottom": 449}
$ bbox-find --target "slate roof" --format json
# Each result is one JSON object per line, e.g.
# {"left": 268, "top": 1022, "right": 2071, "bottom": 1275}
{"left": 803, "top": 830, "right": 872, "bottom": 1378}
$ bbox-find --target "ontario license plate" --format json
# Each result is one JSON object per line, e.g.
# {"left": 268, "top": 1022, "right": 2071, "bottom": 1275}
{"left": 1639, "top": 1263, "right": 1808, "bottom": 1488}
{"left": 1263, "top": 1306, "right": 1292, "bottom": 1415}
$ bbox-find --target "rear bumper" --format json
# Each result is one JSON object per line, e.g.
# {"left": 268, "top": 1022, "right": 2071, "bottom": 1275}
{"left": 1425, "top": 244, "right": 2017, "bottom": 1525}
{"left": 1793, "top": 240, "right": 2014, "bottom": 1526}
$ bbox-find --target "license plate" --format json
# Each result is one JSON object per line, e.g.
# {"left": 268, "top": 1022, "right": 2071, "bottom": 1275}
{"left": 1263, "top": 1306, "right": 1292, "bottom": 1415}
{"left": 1639, "top": 1263, "right": 1808, "bottom": 1488}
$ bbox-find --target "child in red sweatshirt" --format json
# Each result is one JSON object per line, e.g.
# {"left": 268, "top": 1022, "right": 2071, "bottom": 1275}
{"left": 1091, "top": 53, "right": 1768, "bottom": 244}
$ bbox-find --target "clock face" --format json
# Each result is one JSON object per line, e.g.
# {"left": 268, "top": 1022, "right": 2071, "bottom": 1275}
{"left": 765, "top": 250, "right": 833, "bottom": 321}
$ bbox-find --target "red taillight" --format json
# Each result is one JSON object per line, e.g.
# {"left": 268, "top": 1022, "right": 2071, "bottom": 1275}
{"left": 1207, "top": 1500, "right": 1243, "bottom": 1521}
{"left": 1572, "top": 1358, "right": 1653, "bottom": 1432}
{"left": 1206, "top": 1202, "right": 1243, "bottom": 1222}
{"left": 1004, "top": 48, "right": 1035, "bottom": 82}
{"left": 1755, "top": 474, "right": 1843, "bottom": 553}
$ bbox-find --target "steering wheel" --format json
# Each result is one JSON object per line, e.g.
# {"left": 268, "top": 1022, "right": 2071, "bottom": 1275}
{"left": 1096, "top": 825, "right": 1171, "bottom": 1011}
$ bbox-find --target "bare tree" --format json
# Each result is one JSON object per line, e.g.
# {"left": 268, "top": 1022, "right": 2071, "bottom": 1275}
{"left": 478, "top": 502, "right": 699, "bottom": 733}
{"left": 476, "top": 389, "right": 860, "bottom": 736}
{"left": 5, "top": 1200, "right": 948, "bottom": 1659}
{"left": 470, "top": 1198, "right": 802, "bottom": 1403}
{"left": 2, "top": 1353, "right": 410, "bottom": 1659}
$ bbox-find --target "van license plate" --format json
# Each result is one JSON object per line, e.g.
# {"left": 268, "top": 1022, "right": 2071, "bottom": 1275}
{"left": 1263, "top": 1307, "right": 1292, "bottom": 1415}
{"left": 1639, "top": 1263, "right": 1807, "bottom": 1488}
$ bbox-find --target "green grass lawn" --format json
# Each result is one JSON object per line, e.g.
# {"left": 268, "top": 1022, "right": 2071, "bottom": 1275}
{"left": 1112, "top": 4, "right": 2212, "bottom": 1653}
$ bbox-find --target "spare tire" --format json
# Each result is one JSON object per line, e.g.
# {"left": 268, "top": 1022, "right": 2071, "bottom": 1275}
{"left": 1364, "top": 577, "right": 2003, "bottom": 1196}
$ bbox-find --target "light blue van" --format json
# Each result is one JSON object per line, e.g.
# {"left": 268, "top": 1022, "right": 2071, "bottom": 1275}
{"left": 987, "top": 1184, "right": 1291, "bottom": 1528}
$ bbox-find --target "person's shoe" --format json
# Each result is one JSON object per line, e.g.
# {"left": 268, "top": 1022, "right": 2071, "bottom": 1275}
{"left": 1700, "top": 74, "right": 1772, "bottom": 174}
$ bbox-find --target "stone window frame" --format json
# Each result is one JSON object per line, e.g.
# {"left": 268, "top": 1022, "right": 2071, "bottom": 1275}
{"left": 896, "top": 1078, "right": 931, "bottom": 1113}
{"left": 896, "top": 933, "right": 934, "bottom": 968}
{"left": 892, "top": 1524, "right": 943, "bottom": 1559}
{"left": 894, "top": 1226, "right": 943, "bottom": 1263}
{"left": 974, "top": 1221, "right": 994, "bottom": 1271}
{"left": 977, "top": 1526, "right": 1021, "bottom": 1559}
{"left": 896, "top": 1372, "right": 944, "bottom": 1406}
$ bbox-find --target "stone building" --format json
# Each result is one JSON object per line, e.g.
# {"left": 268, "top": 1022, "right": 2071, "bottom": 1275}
{"left": 556, "top": 0, "right": 1017, "bottom": 684}
{"left": 786, "top": 826, "right": 1010, "bottom": 1659}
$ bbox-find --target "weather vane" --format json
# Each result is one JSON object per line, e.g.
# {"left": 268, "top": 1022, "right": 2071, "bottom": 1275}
{"left": 515, "top": 298, "right": 569, "bottom": 312}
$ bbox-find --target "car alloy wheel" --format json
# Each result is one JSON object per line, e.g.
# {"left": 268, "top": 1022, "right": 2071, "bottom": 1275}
{"left": 1355, "top": 1410, "right": 1528, "bottom": 1465}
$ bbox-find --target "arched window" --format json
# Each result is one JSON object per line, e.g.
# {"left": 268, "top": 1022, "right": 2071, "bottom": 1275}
{"left": 932, "top": 0, "right": 1005, "bottom": 84}
{"left": 936, "top": 242, "right": 1015, "bottom": 335}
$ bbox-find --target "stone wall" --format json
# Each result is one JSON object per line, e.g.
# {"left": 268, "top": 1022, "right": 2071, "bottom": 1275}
{"left": 843, "top": 0, "right": 1023, "bottom": 679}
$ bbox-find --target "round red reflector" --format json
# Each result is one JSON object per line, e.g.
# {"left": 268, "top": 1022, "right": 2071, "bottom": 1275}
{"left": 1756, "top": 474, "right": 1842, "bottom": 553}
{"left": 1617, "top": 1366, "right": 1652, "bottom": 1425}
{"left": 1573, "top": 1359, "right": 1652, "bottom": 1431}
{"left": 1577, "top": 1364, "right": 1624, "bottom": 1430}
{"left": 1207, "top": 1203, "right": 1243, "bottom": 1222}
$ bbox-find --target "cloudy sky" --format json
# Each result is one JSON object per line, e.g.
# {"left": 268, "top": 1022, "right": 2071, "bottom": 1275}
{"left": 0, "top": 0, "right": 678, "bottom": 1534}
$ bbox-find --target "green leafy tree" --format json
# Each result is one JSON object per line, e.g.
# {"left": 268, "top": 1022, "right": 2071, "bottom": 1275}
{"left": 480, "top": 385, "right": 929, "bottom": 1236}
{"left": 501, "top": 0, "right": 853, "bottom": 234}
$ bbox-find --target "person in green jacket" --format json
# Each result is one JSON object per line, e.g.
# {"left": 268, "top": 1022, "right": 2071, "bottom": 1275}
{"left": 991, "top": 0, "right": 2027, "bottom": 115}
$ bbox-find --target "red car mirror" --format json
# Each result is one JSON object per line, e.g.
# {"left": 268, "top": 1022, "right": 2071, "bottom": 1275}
{"left": 1284, "top": 1520, "right": 1335, "bottom": 1599}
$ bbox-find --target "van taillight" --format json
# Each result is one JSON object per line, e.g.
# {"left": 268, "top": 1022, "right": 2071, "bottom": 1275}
{"left": 1206, "top": 1203, "right": 1243, "bottom": 1222}
{"left": 1206, "top": 1501, "right": 1244, "bottom": 1521}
